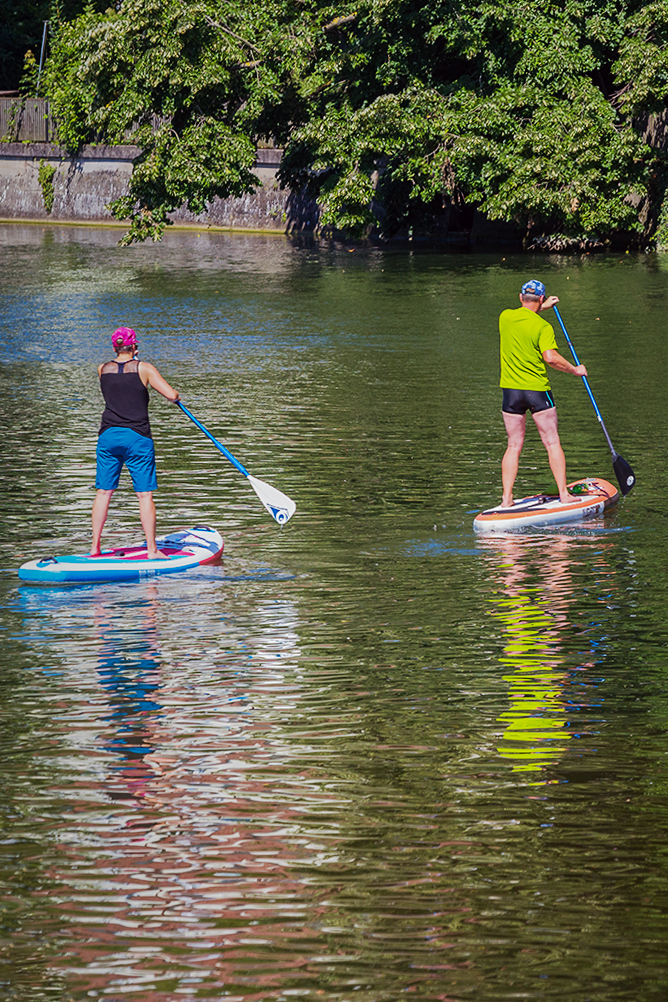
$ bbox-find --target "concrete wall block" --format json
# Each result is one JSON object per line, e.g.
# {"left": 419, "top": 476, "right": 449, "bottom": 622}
{"left": 54, "top": 159, "right": 131, "bottom": 219}
{"left": 0, "top": 142, "right": 317, "bottom": 230}
{"left": 0, "top": 153, "right": 131, "bottom": 220}
{"left": 171, "top": 186, "right": 292, "bottom": 230}
{"left": 0, "top": 157, "right": 45, "bottom": 217}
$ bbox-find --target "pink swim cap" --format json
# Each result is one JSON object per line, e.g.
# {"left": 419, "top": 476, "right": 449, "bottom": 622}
{"left": 112, "top": 327, "right": 138, "bottom": 349}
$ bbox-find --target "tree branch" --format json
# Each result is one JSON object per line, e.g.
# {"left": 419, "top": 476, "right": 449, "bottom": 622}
{"left": 203, "top": 16, "right": 260, "bottom": 53}
{"left": 323, "top": 13, "right": 358, "bottom": 32}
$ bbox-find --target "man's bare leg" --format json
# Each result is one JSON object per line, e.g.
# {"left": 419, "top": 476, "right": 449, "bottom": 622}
{"left": 533, "top": 407, "right": 570, "bottom": 502}
{"left": 91, "top": 489, "right": 114, "bottom": 555}
{"left": 501, "top": 412, "right": 526, "bottom": 507}
{"left": 137, "top": 491, "right": 167, "bottom": 559}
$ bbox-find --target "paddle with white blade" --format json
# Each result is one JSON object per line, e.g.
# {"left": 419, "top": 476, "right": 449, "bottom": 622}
{"left": 176, "top": 402, "right": 296, "bottom": 525}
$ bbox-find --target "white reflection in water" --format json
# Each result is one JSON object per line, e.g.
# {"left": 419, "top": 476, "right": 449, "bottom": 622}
{"left": 15, "top": 578, "right": 352, "bottom": 998}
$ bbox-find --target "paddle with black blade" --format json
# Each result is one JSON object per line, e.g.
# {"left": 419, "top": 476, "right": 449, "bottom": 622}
{"left": 552, "top": 306, "right": 636, "bottom": 496}
{"left": 176, "top": 402, "right": 296, "bottom": 525}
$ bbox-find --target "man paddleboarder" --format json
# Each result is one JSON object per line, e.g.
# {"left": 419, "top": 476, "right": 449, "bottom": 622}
{"left": 92, "top": 327, "right": 180, "bottom": 557}
{"left": 500, "top": 280, "right": 587, "bottom": 507}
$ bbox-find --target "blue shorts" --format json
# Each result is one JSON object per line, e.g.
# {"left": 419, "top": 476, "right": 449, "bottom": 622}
{"left": 96, "top": 427, "right": 158, "bottom": 492}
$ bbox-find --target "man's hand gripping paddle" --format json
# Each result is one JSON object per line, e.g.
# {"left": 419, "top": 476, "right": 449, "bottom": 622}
{"left": 177, "top": 402, "right": 296, "bottom": 525}
{"left": 553, "top": 307, "right": 636, "bottom": 496}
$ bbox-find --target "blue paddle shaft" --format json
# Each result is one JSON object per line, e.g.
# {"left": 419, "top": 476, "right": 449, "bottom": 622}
{"left": 552, "top": 306, "right": 617, "bottom": 458}
{"left": 177, "top": 402, "right": 249, "bottom": 477}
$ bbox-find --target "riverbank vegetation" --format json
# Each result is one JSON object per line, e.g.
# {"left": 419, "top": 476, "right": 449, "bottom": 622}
{"left": 31, "top": 0, "right": 668, "bottom": 247}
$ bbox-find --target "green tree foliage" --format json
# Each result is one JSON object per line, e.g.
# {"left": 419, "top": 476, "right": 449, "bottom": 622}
{"left": 45, "top": 0, "right": 315, "bottom": 242}
{"left": 37, "top": 157, "right": 57, "bottom": 211}
{"left": 42, "top": 0, "right": 668, "bottom": 246}
{"left": 614, "top": 0, "right": 668, "bottom": 115}
{"left": 18, "top": 48, "right": 39, "bottom": 96}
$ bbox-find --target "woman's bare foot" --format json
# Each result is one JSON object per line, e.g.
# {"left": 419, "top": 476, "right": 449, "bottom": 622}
{"left": 146, "top": 549, "right": 169, "bottom": 559}
{"left": 500, "top": 498, "right": 514, "bottom": 509}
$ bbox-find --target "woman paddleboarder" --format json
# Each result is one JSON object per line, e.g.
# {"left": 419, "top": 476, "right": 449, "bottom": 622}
{"left": 92, "top": 327, "right": 180, "bottom": 557}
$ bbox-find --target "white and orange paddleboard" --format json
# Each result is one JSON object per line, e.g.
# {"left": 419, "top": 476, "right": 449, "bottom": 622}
{"left": 473, "top": 478, "right": 619, "bottom": 532}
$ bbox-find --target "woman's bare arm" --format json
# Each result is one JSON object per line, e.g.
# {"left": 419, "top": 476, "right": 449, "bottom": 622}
{"left": 138, "top": 361, "right": 180, "bottom": 401}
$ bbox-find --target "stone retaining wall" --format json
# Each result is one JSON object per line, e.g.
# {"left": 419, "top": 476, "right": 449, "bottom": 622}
{"left": 0, "top": 142, "right": 318, "bottom": 232}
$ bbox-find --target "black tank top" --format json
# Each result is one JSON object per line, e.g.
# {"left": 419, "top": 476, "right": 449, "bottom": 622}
{"left": 99, "top": 359, "right": 152, "bottom": 438}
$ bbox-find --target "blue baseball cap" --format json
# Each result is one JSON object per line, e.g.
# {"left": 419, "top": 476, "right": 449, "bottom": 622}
{"left": 521, "top": 279, "right": 546, "bottom": 297}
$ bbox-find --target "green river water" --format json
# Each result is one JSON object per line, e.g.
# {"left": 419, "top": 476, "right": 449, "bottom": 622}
{"left": 1, "top": 223, "right": 667, "bottom": 1002}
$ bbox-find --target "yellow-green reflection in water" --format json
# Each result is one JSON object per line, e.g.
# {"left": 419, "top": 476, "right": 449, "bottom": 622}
{"left": 485, "top": 534, "right": 610, "bottom": 774}
{"left": 496, "top": 585, "right": 570, "bottom": 771}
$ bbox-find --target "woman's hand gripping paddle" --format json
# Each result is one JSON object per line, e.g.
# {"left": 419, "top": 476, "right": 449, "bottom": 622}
{"left": 553, "top": 307, "right": 636, "bottom": 496}
{"left": 177, "top": 402, "right": 296, "bottom": 525}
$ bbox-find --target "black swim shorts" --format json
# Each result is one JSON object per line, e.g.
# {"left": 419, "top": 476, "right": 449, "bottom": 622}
{"left": 502, "top": 388, "right": 556, "bottom": 414}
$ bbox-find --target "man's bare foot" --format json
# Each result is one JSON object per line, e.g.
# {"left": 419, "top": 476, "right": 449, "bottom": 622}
{"left": 90, "top": 551, "right": 102, "bottom": 557}
{"left": 559, "top": 493, "right": 575, "bottom": 504}
{"left": 146, "top": 549, "right": 169, "bottom": 559}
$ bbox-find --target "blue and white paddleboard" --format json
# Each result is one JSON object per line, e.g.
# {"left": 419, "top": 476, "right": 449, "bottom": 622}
{"left": 18, "top": 526, "right": 224, "bottom": 584}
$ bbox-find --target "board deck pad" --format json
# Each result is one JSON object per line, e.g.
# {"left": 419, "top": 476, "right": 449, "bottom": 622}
{"left": 18, "top": 526, "right": 224, "bottom": 584}
{"left": 474, "top": 478, "right": 620, "bottom": 532}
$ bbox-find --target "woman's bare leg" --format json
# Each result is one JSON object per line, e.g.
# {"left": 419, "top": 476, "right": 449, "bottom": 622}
{"left": 137, "top": 491, "right": 167, "bottom": 558}
{"left": 91, "top": 489, "right": 114, "bottom": 555}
